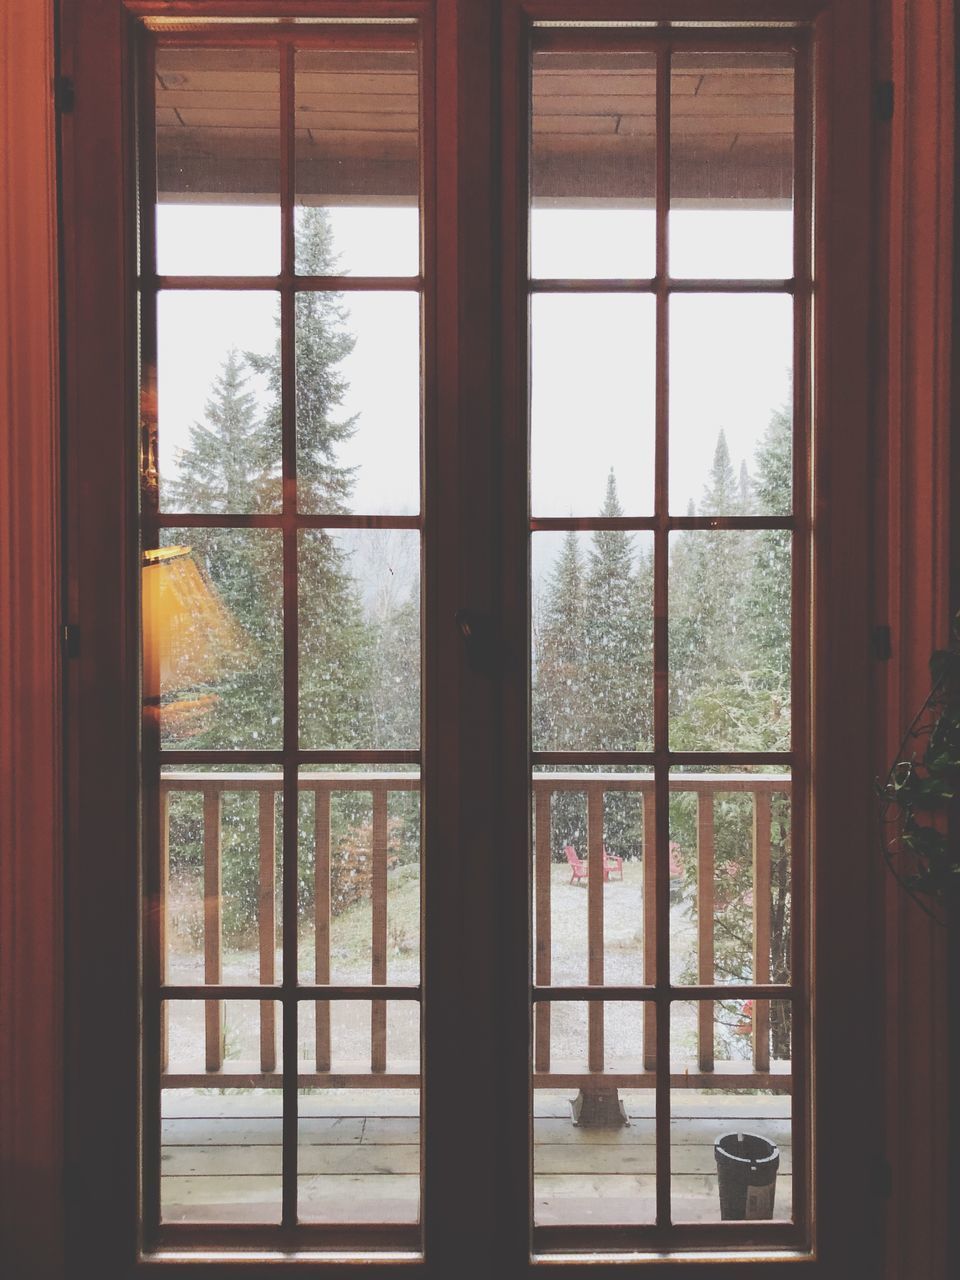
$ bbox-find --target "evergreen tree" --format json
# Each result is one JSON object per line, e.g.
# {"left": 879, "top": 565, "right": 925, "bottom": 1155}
{"left": 669, "top": 430, "right": 755, "bottom": 751}
{"left": 237, "top": 207, "right": 375, "bottom": 749}
{"left": 361, "top": 529, "right": 421, "bottom": 751}
{"left": 745, "top": 405, "right": 793, "bottom": 1053}
{"left": 164, "top": 349, "right": 283, "bottom": 749}
{"left": 583, "top": 472, "right": 649, "bottom": 860}
{"left": 584, "top": 470, "right": 649, "bottom": 751}
{"left": 533, "top": 530, "right": 591, "bottom": 857}
{"left": 533, "top": 529, "right": 589, "bottom": 751}
{"left": 246, "top": 207, "right": 358, "bottom": 513}
{"left": 166, "top": 347, "right": 274, "bottom": 514}
{"left": 669, "top": 414, "right": 793, "bottom": 1057}
{"left": 747, "top": 406, "right": 792, "bottom": 708}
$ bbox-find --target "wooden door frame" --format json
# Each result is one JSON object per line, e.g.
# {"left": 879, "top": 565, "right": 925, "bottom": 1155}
{"left": 0, "top": 0, "right": 955, "bottom": 1276}
{"left": 0, "top": 2, "right": 63, "bottom": 1278}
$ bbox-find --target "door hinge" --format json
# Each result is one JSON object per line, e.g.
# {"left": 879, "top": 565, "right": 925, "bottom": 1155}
{"left": 872, "top": 624, "right": 893, "bottom": 661}
{"left": 55, "top": 75, "right": 75, "bottom": 114}
{"left": 876, "top": 80, "right": 894, "bottom": 122}
{"left": 62, "top": 623, "right": 80, "bottom": 659}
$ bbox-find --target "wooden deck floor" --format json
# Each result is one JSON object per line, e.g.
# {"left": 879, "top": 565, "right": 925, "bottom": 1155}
{"left": 161, "top": 1089, "right": 792, "bottom": 1226}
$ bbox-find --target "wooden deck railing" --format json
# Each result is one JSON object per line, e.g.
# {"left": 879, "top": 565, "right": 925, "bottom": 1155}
{"left": 158, "top": 770, "right": 790, "bottom": 1091}
{"left": 533, "top": 772, "right": 791, "bottom": 1092}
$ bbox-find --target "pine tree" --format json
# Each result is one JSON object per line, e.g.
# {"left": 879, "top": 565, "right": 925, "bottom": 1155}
{"left": 534, "top": 529, "right": 589, "bottom": 751}
{"left": 747, "top": 405, "right": 792, "bottom": 706}
{"left": 533, "top": 530, "right": 590, "bottom": 858}
{"left": 164, "top": 349, "right": 283, "bottom": 750}
{"left": 669, "top": 414, "right": 794, "bottom": 1057}
{"left": 745, "top": 405, "right": 793, "bottom": 1054}
{"left": 166, "top": 347, "right": 274, "bottom": 514}
{"left": 246, "top": 206, "right": 358, "bottom": 514}
{"left": 584, "top": 470, "right": 648, "bottom": 750}
{"left": 669, "top": 430, "right": 756, "bottom": 750}
{"left": 237, "top": 207, "right": 375, "bottom": 749}
{"left": 583, "top": 472, "right": 650, "bottom": 859}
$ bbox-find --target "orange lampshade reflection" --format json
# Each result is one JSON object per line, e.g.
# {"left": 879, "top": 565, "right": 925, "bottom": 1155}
{"left": 142, "top": 545, "right": 250, "bottom": 698}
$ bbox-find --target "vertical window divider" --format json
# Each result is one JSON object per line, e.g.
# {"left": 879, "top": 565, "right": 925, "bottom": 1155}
{"left": 278, "top": 38, "right": 299, "bottom": 1234}
{"left": 653, "top": 38, "right": 673, "bottom": 1232}
{"left": 790, "top": 28, "right": 815, "bottom": 1245}
{"left": 137, "top": 26, "right": 163, "bottom": 1250}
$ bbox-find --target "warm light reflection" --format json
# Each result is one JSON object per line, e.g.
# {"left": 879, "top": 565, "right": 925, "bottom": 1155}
{"left": 142, "top": 545, "right": 250, "bottom": 736}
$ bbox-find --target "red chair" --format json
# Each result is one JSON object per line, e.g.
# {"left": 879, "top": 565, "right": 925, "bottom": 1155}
{"left": 602, "top": 846, "right": 623, "bottom": 880}
{"left": 563, "top": 844, "right": 613, "bottom": 884}
{"left": 564, "top": 844, "right": 591, "bottom": 884}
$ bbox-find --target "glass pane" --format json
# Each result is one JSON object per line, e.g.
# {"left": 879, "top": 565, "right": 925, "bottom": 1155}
{"left": 668, "top": 768, "right": 792, "bottom": 986}
{"left": 162, "top": 766, "right": 282, "bottom": 987}
{"left": 299, "top": 530, "right": 420, "bottom": 750}
{"left": 295, "top": 291, "right": 420, "bottom": 515}
{"left": 533, "top": 1004, "right": 655, "bottom": 1227}
{"left": 156, "top": 48, "right": 281, "bottom": 276}
{"left": 669, "top": 294, "right": 792, "bottom": 516}
{"left": 146, "top": 529, "right": 282, "bottom": 750}
{"left": 532, "top": 770, "right": 651, "bottom": 989}
{"left": 669, "top": 529, "right": 791, "bottom": 752}
{"left": 298, "top": 1004, "right": 420, "bottom": 1224}
{"left": 161, "top": 1000, "right": 282, "bottom": 1223}
{"left": 671, "top": 1001, "right": 792, "bottom": 1222}
{"left": 297, "top": 767, "right": 420, "bottom": 986}
{"left": 531, "top": 296, "right": 655, "bottom": 517}
{"left": 670, "top": 52, "right": 794, "bottom": 279}
{"left": 165, "top": 999, "right": 281, "bottom": 1078}
{"left": 532, "top": 531, "right": 653, "bottom": 751}
{"left": 295, "top": 48, "right": 419, "bottom": 276}
{"left": 531, "top": 49, "right": 656, "bottom": 278}
{"left": 162, "top": 1088, "right": 283, "bottom": 1223}
{"left": 157, "top": 291, "right": 280, "bottom": 513}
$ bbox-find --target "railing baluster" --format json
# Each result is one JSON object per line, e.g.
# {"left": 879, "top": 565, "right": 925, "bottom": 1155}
{"left": 534, "top": 784, "right": 552, "bottom": 1073}
{"left": 203, "top": 786, "right": 223, "bottom": 1073}
{"left": 753, "top": 789, "right": 772, "bottom": 1072}
{"left": 697, "top": 790, "right": 715, "bottom": 1073}
{"left": 587, "top": 785, "right": 604, "bottom": 1073}
{"left": 642, "top": 787, "right": 657, "bottom": 1070}
{"left": 160, "top": 785, "right": 169, "bottom": 1074}
{"left": 371, "top": 786, "right": 388, "bottom": 1073}
{"left": 314, "top": 788, "right": 331, "bottom": 1071}
{"left": 258, "top": 786, "right": 276, "bottom": 1073}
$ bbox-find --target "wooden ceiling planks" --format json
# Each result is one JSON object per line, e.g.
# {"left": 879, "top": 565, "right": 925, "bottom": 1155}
{"left": 154, "top": 49, "right": 792, "bottom": 204}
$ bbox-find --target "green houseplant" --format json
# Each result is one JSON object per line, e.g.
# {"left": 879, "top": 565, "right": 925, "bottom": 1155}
{"left": 878, "top": 634, "right": 960, "bottom": 923}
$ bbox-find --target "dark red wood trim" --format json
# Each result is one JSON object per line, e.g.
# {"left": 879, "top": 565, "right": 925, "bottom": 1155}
{"left": 876, "top": 2, "right": 955, "bottom": 1278}
{"left": 424, "top": 0, "right": 503, "bottom": 1273}
{"left": 61, "top": 0, "right": 141, "bottom": 1272}
{"left": 811, "top": 0, "right": 883, "bottom": 1274}
{"left": 0, "top": 3, "right": 64, "bottom": 1277}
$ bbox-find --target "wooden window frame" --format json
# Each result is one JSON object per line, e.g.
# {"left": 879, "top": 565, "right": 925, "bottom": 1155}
{"left": 514, "top": 21, "right": 810, "bottom": 1254}
{"left": 137, "top": 21, "right": 431, "bottom": 1251}
{"left": 0, "top": 0, "right": 954, "bottom": 1276}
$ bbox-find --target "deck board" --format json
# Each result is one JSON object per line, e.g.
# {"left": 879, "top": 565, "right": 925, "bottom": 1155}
{"left": 159, "top": 1090, "right": 792, "bottom": 1226}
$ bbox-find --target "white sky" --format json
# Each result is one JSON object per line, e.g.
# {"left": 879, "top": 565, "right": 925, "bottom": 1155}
{"left": 156, "top": 204, "right": 793, "bottom": 534}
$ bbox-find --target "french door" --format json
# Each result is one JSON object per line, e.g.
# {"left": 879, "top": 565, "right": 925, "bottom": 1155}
{"left": 62, "top": 1, "right": 880, "bottom": 1276}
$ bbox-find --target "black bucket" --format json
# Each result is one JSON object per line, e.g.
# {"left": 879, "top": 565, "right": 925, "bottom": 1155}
{"left": 714, "top": 1132, "right": 780, "bottom": 1219}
